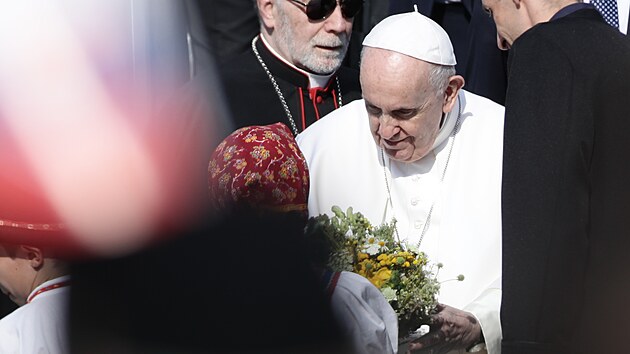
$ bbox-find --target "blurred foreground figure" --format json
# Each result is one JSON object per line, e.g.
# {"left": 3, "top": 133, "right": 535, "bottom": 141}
{"left": 72, "top": 126, "right": 347, "bottom": 353}
{"left": 0, "top": 0, "right": 220, "bottom": 257}
{"left": 209, "top": 123, "right": 398, "bottom": 354}
{"left": 3, "top": 1, "right": 347, "bottom": 352}
{"left": 70, "top": 211, "right": 346, "bottom": 353}
{"left": 0, "top": 1, "right": 348, "bottom": 352}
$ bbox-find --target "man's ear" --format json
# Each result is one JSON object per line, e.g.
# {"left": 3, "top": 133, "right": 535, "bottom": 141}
{"left": 19, "top": 245, "right": 44, "bottom": 270}
{"left": 258, "top": 0, "right": 276, "bottom": 29}
{"left": 443, "top": 75, "right": 465, "bottom": 113}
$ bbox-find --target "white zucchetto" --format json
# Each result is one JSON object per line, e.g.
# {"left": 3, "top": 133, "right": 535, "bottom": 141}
{"left": 362, "top": 9, "right": 457, "bottom": 66}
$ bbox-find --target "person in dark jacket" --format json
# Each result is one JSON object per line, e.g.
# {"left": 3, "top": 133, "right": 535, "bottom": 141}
{"left": 483, "top": 0, "right": 630, "bottom": 352}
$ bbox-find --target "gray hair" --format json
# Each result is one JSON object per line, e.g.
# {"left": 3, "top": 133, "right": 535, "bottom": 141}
{"left": 428, "top": 63, "right": 456, "bottom": 96}
{"left": 359, "top": 47, "right": 456, "bottom": 95}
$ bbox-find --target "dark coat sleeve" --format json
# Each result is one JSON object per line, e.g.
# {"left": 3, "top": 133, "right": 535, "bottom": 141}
{"left": 500, "top": 10, "right": 630, "bottom": 354}
{"left": 501, "top": 31, "right": 592, "bottom": 352}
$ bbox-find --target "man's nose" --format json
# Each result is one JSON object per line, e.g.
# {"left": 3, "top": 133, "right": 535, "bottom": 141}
{"left": 324, "top": 3, "right": 350, "bottom": 33}
{"left": 378, "top": 116, "right": 400, "bottom": 140}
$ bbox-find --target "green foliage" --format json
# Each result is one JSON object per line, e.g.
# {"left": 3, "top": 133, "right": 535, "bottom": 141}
{"left": 304, "top": 206, "right": 444, "bottom": 338}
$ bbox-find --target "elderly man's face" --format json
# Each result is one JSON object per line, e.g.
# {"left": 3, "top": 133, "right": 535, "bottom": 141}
{"left": 482, "top": 0, "right": 532, "bottom": 50}
{"left": 270, "top": 0, "right": 353, "bottom": 74}
{"left": 361, "top": 48, "right": 447, "bottom": 163}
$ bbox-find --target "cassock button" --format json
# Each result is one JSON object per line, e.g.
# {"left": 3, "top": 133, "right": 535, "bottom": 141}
{"left": 316, "top": 96, "right": 323, "bottom": 104}
{"left": 414, "top": 221, "right": 423, "bottom": 229}
{"left": 412, "top": 175, "right": 420, "bottom": 182}
{"left": 410, "top": 197, "right": 419, "bottom": 206}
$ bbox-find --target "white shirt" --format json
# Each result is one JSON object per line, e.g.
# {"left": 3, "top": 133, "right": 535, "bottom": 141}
{"left": 297, "top": 90, "right": 504, "bottom": 354}
{"left": 331, "top": 271, "right": 398, "bottom": 354}
{"left": 0, "top": 276, "right": 70, "bottom": 354}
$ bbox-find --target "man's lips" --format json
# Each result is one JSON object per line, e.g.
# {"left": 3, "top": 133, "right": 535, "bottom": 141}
{"left": 316, "top": 43, "right": 343, "bottom": 50}
{"left": 382, "top": 138, "right": 405, "bottom": 149}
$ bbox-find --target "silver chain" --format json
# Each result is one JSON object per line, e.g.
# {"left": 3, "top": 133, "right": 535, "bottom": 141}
{"left": 381, "top": 96, "right": 462, "bottom": 248}
{"left": 251, "top": 36, "right": 342, "bottom": 136}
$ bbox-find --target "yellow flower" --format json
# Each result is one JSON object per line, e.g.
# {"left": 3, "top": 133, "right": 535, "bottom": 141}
{"left": 369, "top": 267, "right": 392, "bottom": 289}
{"left": 358, "top": 253, "right": 369, "bottom": 261}
{"left": 358, "top": 260, "right": 375, "bottom": 276}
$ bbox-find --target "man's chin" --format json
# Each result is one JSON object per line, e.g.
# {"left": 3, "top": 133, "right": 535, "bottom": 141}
{"left": 384, "top": 148, "right": 412, "bottom": 163}
{"left": 303, "top": 55, "right": 344, "bottom": 74}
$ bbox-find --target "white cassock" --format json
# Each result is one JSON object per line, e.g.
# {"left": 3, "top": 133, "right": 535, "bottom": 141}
{"left": 0, "top": 276, "right": 70, "bottom": 354}
{"left": 297, "top": 90, "right": 504, "bottom": 354}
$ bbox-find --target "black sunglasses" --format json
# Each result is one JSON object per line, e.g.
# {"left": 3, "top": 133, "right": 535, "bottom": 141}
{"left": 288, "top": 0, "right": 363, "bottom": 21}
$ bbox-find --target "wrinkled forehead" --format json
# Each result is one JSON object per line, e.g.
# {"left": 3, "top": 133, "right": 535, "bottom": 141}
{"left": 360, "top": 48, "right": 431, "bottom": 87}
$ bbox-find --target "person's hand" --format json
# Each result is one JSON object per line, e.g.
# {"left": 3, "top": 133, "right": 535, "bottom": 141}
{"left": 407, "top": 304, "right": 482, "bottom": 354}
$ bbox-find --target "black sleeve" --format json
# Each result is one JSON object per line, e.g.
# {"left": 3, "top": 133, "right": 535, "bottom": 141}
{"left": 501, "top": 32, "right": 592, "bottom": 350}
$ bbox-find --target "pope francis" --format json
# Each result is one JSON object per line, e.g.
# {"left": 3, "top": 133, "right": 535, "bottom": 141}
{"left": 297, "top": 10, "right": 505, "bottom": 354}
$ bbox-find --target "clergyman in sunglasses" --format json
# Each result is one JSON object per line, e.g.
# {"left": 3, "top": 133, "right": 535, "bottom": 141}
{"left": 217, "top": 0, "right": 364, "bottom": 136}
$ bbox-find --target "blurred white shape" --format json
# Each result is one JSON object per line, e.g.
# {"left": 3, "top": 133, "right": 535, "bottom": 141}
{"left": 0, "top": 1, "right": 163, "bottom": 255}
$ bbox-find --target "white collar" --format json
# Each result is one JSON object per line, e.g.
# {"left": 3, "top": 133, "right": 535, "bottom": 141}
{"left": 259, "top": 34, "right": 334, "bottom": 89}
{"left": 27, "top": 275, "right": 71, "bottom": 302}
{"left": 431, "top": 93, "right": 461, "bottom": 150}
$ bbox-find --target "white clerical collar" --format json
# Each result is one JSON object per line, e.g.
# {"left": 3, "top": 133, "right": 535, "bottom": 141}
{"left": 259, "top": 34, "right": 334, "bottom": 89}
{"left": 430, "top": 93, "right": 461, "bottom": 151}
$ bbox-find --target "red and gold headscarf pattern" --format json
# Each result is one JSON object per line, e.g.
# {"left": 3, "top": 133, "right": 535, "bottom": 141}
{"left": 208, "top": 123, "right": 309, "bottom": 213}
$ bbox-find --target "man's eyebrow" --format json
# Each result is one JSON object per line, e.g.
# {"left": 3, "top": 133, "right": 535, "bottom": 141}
{"left": 392, "top": 107, "right": 418, "bottom": 114}
{"left": 397, "top": 99, "right": 430, "bottom": 114}
{"left": 364, "top": 100, "right": 380, "bottom": 109}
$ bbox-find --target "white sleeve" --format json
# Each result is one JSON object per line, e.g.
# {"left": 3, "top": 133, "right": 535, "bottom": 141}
{"left": 330, "top": 272, "right": 398, "bottom": 354}
{"left": 463, "top": 277, "right": 502, "bottom": 354}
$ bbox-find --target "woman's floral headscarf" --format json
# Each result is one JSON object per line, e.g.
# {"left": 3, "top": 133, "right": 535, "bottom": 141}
{"left": 208, "top": 123, "right": 309, "bottom": 213}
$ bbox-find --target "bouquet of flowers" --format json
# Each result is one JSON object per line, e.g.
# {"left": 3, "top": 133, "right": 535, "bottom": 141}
{"left": 305, "top": 205, "right": 444, "bottom": 337}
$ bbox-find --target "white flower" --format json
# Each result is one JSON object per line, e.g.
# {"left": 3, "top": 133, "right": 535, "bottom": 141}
{"left": 364, "top": 243, "right": 381, "bottom": 255}
{"left": 381, "top": 287, "right": 397, "bottom": 302}
{"left": 404, "top": 243, "right": 418, "bottom": 253}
